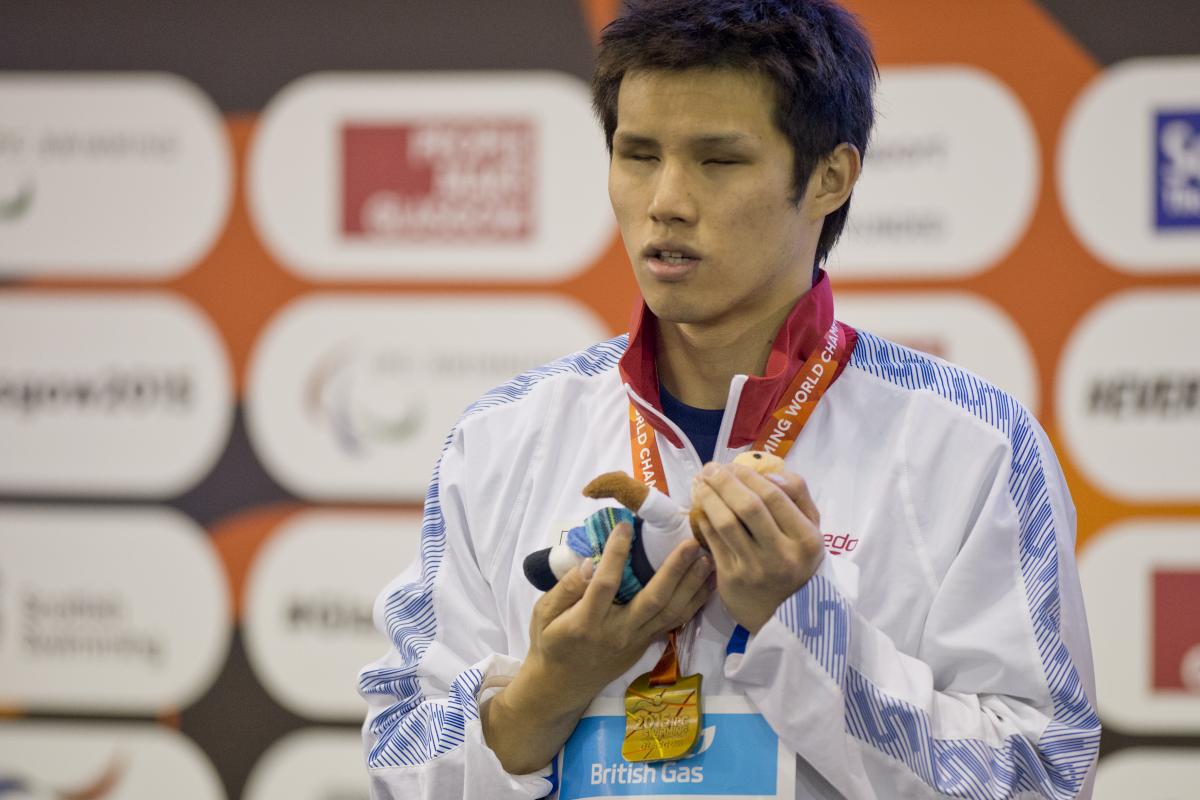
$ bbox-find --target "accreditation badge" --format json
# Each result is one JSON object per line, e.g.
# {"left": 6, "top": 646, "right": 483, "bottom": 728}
{"left": 556, "top": 696, "right": 795, "bottom": 800}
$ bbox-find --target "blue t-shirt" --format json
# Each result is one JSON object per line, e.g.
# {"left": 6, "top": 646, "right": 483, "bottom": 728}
{"left": 658, "top": 383, "right": 725, "bottom": 465}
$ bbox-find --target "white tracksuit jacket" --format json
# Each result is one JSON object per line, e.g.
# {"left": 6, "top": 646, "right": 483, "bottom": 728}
{"left": 358, "top": 275, "right": 1101, "bottom": 799}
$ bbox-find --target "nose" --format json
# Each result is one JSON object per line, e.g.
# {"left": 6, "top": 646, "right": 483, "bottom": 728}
{"left": 647, "top": 160, "right": 696, "bottom": 225}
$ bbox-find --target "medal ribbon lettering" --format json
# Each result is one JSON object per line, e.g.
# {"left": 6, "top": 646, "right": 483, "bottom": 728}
{"left": 752, "top": 320, "right": 847, "bottom": 457}
{"left": 628, "top": 402, "right": 668, "bottom": 493}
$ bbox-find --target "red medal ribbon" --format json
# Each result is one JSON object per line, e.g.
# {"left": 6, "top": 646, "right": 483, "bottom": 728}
{"left": 751, "top": 320, "right": 847, "bottom": 457}
{"left": 648, "top": 629, "right": 681, "bottom": 686}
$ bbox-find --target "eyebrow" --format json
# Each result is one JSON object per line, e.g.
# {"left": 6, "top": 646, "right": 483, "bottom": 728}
{"left": 613, "top": 132, "right": 754, "bottom": 148}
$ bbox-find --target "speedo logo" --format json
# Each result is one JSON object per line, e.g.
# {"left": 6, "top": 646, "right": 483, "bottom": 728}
{"left": 824, "top": 533, "right": 859, "bottom": 556}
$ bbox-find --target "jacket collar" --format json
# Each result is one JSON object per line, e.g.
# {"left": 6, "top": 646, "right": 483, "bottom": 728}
{"left": 618, "top": 269, "right": 850, "bottom": 449}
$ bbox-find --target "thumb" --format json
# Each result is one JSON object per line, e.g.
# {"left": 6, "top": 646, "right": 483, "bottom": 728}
{"left": 535, "top": 558, "right": 593, "bottom": 622}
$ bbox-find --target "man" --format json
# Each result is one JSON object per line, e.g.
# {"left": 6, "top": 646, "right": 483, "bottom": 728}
{"left": 359, "top": 1, "right": 1101, "bottom": 797}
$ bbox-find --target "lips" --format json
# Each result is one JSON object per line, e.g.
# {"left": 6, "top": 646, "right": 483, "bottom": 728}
{"left": 642, "top": 242, "right": 701, "bottom": 281}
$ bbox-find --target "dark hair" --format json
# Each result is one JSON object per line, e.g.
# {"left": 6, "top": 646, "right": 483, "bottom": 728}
{"left": 592, "top": 0, "right": 877, "bottom": 266}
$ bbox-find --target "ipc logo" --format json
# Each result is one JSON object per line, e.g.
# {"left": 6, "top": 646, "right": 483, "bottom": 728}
{"left": 1155, "top": 110, "right": 1200, "bottom": 229}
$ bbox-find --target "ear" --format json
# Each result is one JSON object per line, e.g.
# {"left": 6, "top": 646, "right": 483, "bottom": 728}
{"left": 803, "top": 143, "right": 862, "bottom": 221}
{"left": 582, "top": 471, "right": 650, "bottom": 512}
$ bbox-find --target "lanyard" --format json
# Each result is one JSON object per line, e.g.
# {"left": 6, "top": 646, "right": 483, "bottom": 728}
{"left": 628, "top": 320, "right": 848, "bottom": 494}
{"left": 625, "top": 320, "right": 847, "bottom": 685}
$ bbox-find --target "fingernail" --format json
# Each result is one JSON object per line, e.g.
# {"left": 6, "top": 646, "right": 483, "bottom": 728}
{"left": 579, "top": 557, "right": 595, "bottom": 582}
{"left": 697, "top": 556, "right": 712, "bottom": 576}
{"left": 766, "top": 473, "right": 787, "bottom": 486}
{"left": 616, "top": 521, "right": 632, "bottom": 539}
{"left": 701, "top": 463, "right": 719, "bottom": 478}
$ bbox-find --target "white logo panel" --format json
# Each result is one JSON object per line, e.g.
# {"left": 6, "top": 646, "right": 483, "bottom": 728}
{"left": 833, "top": 66, "right": 1039, "bottom": 278}
{"left": 244, "top": 728, "right": 367, "bottom": 800}
{"left": 245, "top": 294, "right": 609, "bottom": 500}
{"left": 0, "top": 721, "right": 226, "bottom": 800}
{"left": 1095, "top": 748, "right": 1200, "bottom": 800}
{"left": 0, "top": 73, "right": 232, "bottom": 278}
{"left": 1078, "top": 520, "right": 1200, "bottom": 733}
{"left": 248, "top": 72, "right": 614, "bottom": 281}
{"left": 243, "top": 510, "right": 421, "bottom": 720}
{"left": 1059, "top": 57, "right": 1200, "bottom": 272}
{"left": 0, "top": 292, "right": 233, "bottom": 496}
{"left": 1055, "top": 290, "right": 1200, "bottom": 501}
{"left": 838, "top": 292, "right": 1040, "bottom": 413}
{"left": 0, "top": 505, "right": 231, "bottom": 714}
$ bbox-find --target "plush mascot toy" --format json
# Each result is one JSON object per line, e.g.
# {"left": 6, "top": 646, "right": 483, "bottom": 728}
{"left": 522, "top": 451, "right": 785, "bottom": 602}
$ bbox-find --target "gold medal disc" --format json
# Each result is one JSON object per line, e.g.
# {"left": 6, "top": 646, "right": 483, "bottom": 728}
{"left": 622, "top": 670, "right": 702, "bottom": 762}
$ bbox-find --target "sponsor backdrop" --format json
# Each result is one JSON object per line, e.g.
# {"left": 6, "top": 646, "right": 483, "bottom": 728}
{"left": 1, "top": 1, "right": 1197, "bottom": 797}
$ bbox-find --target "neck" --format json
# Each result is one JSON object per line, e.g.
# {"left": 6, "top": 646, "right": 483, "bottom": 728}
{"left": 656, "top": 296, "right": 800, "bottom": 410}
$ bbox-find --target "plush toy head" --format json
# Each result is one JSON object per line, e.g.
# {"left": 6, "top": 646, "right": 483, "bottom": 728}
{"left": 731, "top": 450, "right": 785, "bottom": 473}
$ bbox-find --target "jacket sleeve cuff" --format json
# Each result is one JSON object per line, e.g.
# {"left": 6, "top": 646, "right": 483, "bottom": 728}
{"left": 468, "top": 654, "right": 555, "bottom": 798}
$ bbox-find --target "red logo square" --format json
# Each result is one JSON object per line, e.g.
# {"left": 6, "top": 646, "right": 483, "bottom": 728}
{"left": 342, "top": 120, "right": 536, "bottom": 242}
{"left": 1152, "top": 569, "right": 1200, "bottom": 692}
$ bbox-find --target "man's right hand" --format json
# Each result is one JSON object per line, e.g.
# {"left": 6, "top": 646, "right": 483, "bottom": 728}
{"left": 482, "top": 522, "right": 713, "bottom": 774}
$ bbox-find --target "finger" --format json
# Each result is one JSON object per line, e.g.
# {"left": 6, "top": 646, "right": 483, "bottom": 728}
{"left": 702, "top": 465, "right": 785, "bottom": 547}
{"left": 729, "top": 463, "right": 815, "bottom": 537}
{"left": 658, "top": 548, "right": 712, "bottom": 610}
{"left": 694, "top": 512, "right": 738, "bottom": 572}
{"left": 760, "top": 468, "right": 821, "bottom": 528}
{"left": 693, "top": 481, "right": 757, "bottom": 559}
{"left": 648, "top": 582, "right": 713, "bottom": 636}
{"left": 644, "top": 554, "right": 714, "bottom": 632}
{"left": 625, "top": 537, "right": 703, "bottom": 626}
{"left": 532, "top": 559, "right": 591, "bottom": 624}
{"left": 579, "top": 521, "right": 633, "bottom": 614}
{"left": 679, "top": 573, "right": 716, "bottom": 624}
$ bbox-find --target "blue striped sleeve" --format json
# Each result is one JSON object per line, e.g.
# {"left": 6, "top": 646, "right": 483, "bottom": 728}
{"left": 772, "top": 330, "right": 1100, "bottom": 799}
{"left": 358, "top": 337, "right": 627, "bottom": 769}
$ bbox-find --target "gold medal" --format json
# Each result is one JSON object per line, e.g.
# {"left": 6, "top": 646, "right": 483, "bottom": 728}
{"left": 622, "top": 630, "right": 702, "bottom": 762}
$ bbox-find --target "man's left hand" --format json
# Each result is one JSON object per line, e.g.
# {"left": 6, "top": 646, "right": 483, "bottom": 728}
{"left": 690, "top": 462, "right": 825, "bottom": 633}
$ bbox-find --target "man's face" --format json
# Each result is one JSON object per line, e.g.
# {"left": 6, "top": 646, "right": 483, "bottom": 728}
{"left": 608, "top": 68, "right": 819, "bottom": 332}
